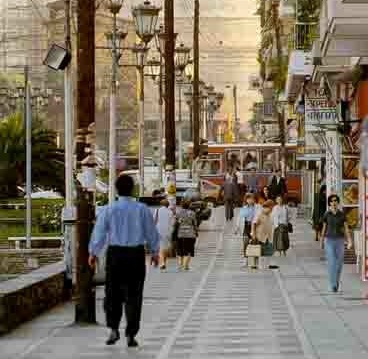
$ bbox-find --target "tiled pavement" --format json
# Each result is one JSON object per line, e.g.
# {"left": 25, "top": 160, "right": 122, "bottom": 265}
{"left": 1, "top": 208, "right": 368, "bottom": 359}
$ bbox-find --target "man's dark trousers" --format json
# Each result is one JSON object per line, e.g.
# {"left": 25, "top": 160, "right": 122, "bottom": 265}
{"left": 104, "top": 245, "right": 146, "bottom": 338}
{"left": 225, "top": 200, "right": 234, "bottom": 221}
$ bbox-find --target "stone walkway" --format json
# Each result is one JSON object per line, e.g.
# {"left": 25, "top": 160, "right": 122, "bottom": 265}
{"left": 1, "top": 208, "right": 368, "bottom": 359}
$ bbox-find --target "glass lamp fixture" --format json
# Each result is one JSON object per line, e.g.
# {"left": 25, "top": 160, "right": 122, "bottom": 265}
{"left": 216, "top": 92, "right": 224, "bottom": 109}
{"left": 108, "top": 0, "right": 125, "bottom": 14}
{"left": 184, "top": 88, "right": 193, "bottom": 106}
{"left": 146, "top": 57, "right": 161, "bottom": 80}
{"left": 16, "top": 86, "right": 25, "bottom": 98}
{"left": 132, "top": 1, "right": 161, "bottom": 45}
{"left": 175, "top": 43, "right": 191, "bottom": 73}
{"left": 207, "top": 90, "right": 217, "bottom": 106}
{"left": 184, "top": 59, "right": 193, "bottom": 81}
{"left": 154, "top": 24, "right": 178, "bottom": 54}
{"left": 132, "top": 43, "right": 149, "bottom": 68}
{"left": 105, "top": 29, "right": 127, "bottom": 51}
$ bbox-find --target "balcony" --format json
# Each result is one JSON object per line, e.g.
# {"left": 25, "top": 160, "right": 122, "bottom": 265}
{"left": 320, "top": 0, "right": 368, "bottom": 57}
{"left": 292, "top": 23, "right": 318, "bottom": 51}
{"left": 285, "top": 51, "right": 313, "bottom": 100}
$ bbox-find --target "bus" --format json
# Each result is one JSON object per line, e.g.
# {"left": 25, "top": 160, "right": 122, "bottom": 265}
{"left": 188, "top": 142, "right": 302, "bottom": 204}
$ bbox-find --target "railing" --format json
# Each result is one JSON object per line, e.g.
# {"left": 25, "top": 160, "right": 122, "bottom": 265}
{"left": 291, "top": 23, "right": 318, "bottom": 51}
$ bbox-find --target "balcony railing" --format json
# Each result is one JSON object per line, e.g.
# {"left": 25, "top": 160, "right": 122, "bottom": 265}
{"left": 291, "top": 23, "right": 318, "bottom": 51}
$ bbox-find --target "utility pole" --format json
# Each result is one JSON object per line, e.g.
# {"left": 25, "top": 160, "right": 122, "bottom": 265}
{"left": 74, "top": 0, "right": 96, "bottom": 324}
{"left": 192, "top": 0, "right": 200, "bottom": 159}
{"left": 233, "top": 85, "right": 238, "bottom": 143}
{"left": 164, "top": 0, "right": 176, "bottom": 208}
{"left": 272, "top": 0, "right": 286, "bottom": 176}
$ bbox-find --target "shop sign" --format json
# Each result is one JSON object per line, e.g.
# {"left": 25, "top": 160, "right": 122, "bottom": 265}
{"left": 305, "top": 89, "right": 338, "bottom": 132}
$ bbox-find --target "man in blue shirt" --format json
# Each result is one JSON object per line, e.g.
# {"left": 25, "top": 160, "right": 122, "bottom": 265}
{"left": 88, "top": 175, "right": 160, "bottom": 348}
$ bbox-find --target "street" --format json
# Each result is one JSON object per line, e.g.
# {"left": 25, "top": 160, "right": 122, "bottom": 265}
{"left": 1, "top": 207, "right": 368, "bottom": 359}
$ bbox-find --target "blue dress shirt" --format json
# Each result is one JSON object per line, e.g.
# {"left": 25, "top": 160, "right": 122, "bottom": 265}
{"left": 88, "top": 197, "right": 160, "bottom": 257}
{"left": 239, "top": 205, "right": 257, "bottom": 222}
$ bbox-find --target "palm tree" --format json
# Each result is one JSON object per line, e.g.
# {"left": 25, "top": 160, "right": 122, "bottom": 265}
{"left": 0, "top": 112, "right": 65, "bottom": 198}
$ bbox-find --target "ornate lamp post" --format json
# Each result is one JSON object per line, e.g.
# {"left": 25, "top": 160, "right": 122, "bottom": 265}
{"left": 207, "top": 87, "right": 217, "bottom": 142}
{"left": 132, "top": 0, "right": 161, "bottom": 196}
{"left": 175, "top": 43, "right": 191, "bottom": 169}
{"left": 184, "top": 87, "right": 193, "bottom": 141}
{"left": 132, "top": 44, "right": 149, "bottom": 196}
{"left": 106, "top": 0, "right": 127, "bottom": 204}
{"left": 146, "top": 56, "right": 163, "bottom": 184}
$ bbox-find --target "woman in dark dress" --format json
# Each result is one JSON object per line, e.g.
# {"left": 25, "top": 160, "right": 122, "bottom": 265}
{"left": 312, "top": 185, "right": 327, "bottom": 242}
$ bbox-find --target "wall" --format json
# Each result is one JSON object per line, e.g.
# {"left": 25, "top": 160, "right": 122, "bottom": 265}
{"left": 0, "top": 261, "right": 66, "bottom": 335}
{"left": 0, "top": 249, "right": 63, "bottom": 275}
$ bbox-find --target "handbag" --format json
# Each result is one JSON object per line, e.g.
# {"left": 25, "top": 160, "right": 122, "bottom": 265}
{"left": 245, "top": 242, "right": 262, "bottom": 257}
{"left": 262, "top": 239, "right": 274, "bottom": 257}
{"left": 286, "top": 207, "right": 293, "bottom": 233}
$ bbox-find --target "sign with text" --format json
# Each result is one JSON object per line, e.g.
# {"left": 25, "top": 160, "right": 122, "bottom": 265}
{"left": 305, "top": 88, "right": 338, "bottom": 132}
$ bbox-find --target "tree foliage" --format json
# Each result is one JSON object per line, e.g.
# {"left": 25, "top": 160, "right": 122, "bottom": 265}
{"left": 0, "top": 113, "right": 65, "bottom": 198}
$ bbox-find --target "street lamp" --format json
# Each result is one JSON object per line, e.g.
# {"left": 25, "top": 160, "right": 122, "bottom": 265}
{"left": 175, "top": 43, "right": 191, "bottom": 74}
{"left": 132, "top": 1, "right": 161, "bottom": 45}
{"left": 132, "top": 43, "right": 149, "bottom": 196}
{"left": 175, "top": 43, "right": 191, "bottom": 169}
{"left": 155, "top": 24, "right": 178, "bottom": 55}
{"left": 145, "top": 56, "right": 163, "bottom": 184}
{"left": 184, "top": 59, "right": 193, "bottom": 82}
{"left": 184, "top": 87, "right": 193, "bottom": 141}
{"left": 131, "top": 1, "right": 161, "bottom": 195}
{"left": 106, "top": 0, "right": 125, "bottom": 204}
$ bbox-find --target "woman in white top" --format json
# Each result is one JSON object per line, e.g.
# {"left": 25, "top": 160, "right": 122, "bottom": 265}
{"left": 155, "top": 199, "right": 175, "bottom": 270}
{"left": 271, "top": 195, "right": 291, "bottom": 256}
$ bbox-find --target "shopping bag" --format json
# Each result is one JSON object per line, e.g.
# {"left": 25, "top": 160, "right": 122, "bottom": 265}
{"left": 246, "top": 243, "right": 262, "bottom": 257}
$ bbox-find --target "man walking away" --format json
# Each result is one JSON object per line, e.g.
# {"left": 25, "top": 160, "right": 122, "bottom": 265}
{"left": 320, "top": 194, "right": 352, "bottom": 292}
{"left": 246, "top": 167, "right": 259, "bottom": 194}
{"left": 222, "top": 175, "right": 237, "bottom": 221}
{"left": 269, "top": 169, "right": 287, "bottom": 199}
{"left": 88, "top": 175, "right": 160, "bottom": 348}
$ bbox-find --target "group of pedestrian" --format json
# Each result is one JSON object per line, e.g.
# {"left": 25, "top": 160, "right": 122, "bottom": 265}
{"left": 224, "top": 168, "right": 288, "bottom": 222}
{"left": 151, "top": 195, "right": 200, "bottom": 272}
{"left": 88, "top": 174, "right": 199, "bottom": 348}
{"left": 236, "top": 192, "right": 292, "bottom": 269}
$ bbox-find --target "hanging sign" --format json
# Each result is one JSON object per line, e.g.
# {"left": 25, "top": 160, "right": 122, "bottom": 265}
{"left": 305, "top": 88, "right": 338, "bottom": 132}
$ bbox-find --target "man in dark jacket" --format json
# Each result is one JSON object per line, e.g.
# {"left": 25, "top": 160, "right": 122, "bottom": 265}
{"left": 269, "top": 169, "right": 287, "bottom": 199}
{"left": 222, "top": 176, "right": 237, "bottom": 221}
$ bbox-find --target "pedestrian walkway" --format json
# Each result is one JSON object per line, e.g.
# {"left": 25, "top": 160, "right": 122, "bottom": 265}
{"left": 1, "top": 208, "right": 368, "bottom": 359}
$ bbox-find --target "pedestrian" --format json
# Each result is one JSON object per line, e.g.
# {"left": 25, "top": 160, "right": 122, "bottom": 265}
{"left": 88, "top": 174, "right": 160, "bottom": 348}
{"left": 236, "top": 193, "right": 260, "bottom": 266}
{"left": 154, "top": 199, "right": 175, "bottom": 270}
{"left": 175, "top": 200, "right": 198, "bottom": 271}
{"left": 222, "top": 175, "right": 237, "bottom": 221}
{"left": 272, "top": 195, "right": 291, "bottom": 256}
{"left": 246, "top": 167, "right": 259, "bottom": 194}
{"left": 312, "top": 184, "right": 327, "bottom": 242}
{"left": 320, "top": 194, "right": 353, "bottom": 292}
{"left": 269, "top": 169, "right": 287, "bottom": 199}
{"left": 251, "top": 199, "right": 274, "bottom": 269}
{"left": 257, "top": 186, "right": 272, "bottom": 205}
{"left": 235, "top": 167, "right": 245, "bottom": 203}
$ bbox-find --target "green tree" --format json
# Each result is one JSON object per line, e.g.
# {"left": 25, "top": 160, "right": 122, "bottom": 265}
{"left": 0, "top": 112, "right": 65, "bottom": 198}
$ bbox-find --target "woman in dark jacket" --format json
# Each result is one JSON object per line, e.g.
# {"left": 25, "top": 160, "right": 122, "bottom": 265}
{"left": 175, "top": 200, "right": 198, "bottom": 271}
{"left": 312, "top": 185, "right": 327, "bottom": 242}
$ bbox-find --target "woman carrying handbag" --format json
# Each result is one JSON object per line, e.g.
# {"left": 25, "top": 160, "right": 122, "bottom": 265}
{"left": 250, "top": 200, "right": 274, "bottom": 269}
{"left": 272, "top": 195, "right": 291, "bottom": 256}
